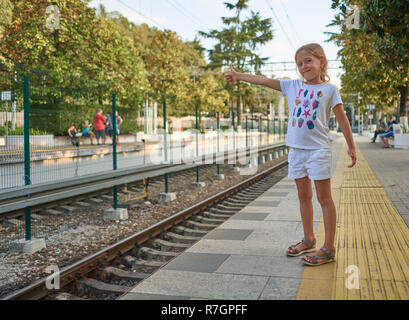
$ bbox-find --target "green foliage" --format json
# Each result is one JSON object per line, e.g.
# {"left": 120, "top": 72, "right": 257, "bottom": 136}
{"left": 199, "top": 0, "right": 274, "bottom": 125}
{"left": 0, "top": 0, "right": 277, "bottom": 124}
{"left": 0, "top": 125, "right": 49, "bottom": 136}
{"left": 327, "top": 0, "right": 408, "bottom": 117}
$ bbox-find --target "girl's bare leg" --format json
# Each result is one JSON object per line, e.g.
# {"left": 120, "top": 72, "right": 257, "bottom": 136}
{"left": 303, "top": 178, "right": 336, "bottom": 263}
{"left": 287, "top": 176, "right": 315, "bottom": 254}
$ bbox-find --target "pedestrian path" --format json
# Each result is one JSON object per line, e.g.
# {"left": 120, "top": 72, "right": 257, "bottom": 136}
{"left": 120, "top": 133, "right": 409, "bottom": 300}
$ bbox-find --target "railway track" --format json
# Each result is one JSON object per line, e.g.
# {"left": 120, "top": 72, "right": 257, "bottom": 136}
{"left": 2, "top": 158, "right": 288, "bottom": 300}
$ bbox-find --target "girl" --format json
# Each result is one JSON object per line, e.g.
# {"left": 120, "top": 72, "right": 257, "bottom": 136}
{"left": 225, "top": 43, "right": 356, "bottom": 266}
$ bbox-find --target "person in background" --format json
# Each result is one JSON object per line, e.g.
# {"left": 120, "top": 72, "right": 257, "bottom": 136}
{"left": 93, "top": 108, "right": 106, "bottom": 145}
{"left": 81, "top": 120, "right": 96, "bottom": 145}
{"left": 114, "top": 111, "right": 123, "bottom": 144}
{"left": 371, "top": 118, "right": 386, "bottom": 143}
{"left": 380, "top": 114, "right": 397, "bottom": 148}
{"left": 105, "top": 112, "right": 113, "bottom": 143}
{"left": 67, "top": 123, "right": 80, "bottom": 147}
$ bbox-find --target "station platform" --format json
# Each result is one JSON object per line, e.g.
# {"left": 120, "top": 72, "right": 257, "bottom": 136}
{"left": 119, "top": 133, "right": 409, "bottom": 300}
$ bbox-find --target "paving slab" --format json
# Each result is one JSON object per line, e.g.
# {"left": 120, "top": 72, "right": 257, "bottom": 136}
{"left": 128, "top": 270, "right": 269, "bottom": 300}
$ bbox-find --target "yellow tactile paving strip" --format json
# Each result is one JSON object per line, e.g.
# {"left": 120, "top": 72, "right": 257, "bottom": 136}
{"left": 297, "top": 141, "right": 409, "bottom": 300}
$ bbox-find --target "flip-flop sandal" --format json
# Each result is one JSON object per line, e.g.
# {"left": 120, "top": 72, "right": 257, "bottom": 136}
{"left": 287, "top": 237, "right": 316, "bottom": 257}
{"left": 302, "top": 247, "right": 335, "bottom": 266}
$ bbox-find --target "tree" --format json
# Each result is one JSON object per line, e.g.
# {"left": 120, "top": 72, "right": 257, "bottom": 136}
{"left": 360, "top": 0, "right": 409, "bottom": 126}
{"left": 328, "top": 0, "right": 409, "bottom": 127}
{"left": 0, "top": 0, "right": 13, "bottom": 62}
{"left": 0, "top": 1, "right": 148, "bottom": 108}
{"left": 143, "top": 29, "right": 191, "bottom": 116}
{"left": 199, "top": 0, "right": 274, "bottom": 126}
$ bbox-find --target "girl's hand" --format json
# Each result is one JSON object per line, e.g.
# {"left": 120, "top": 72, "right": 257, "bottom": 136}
{"left": 224, "top": 62, "right": 238, "bottom": 84}
{"left": 347, "top": 148, "right": 357, "bottom": 168}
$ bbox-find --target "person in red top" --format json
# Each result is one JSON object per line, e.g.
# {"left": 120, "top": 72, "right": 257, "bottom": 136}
{"left": 93, "top": 108, "right": 107, "bottom": 145}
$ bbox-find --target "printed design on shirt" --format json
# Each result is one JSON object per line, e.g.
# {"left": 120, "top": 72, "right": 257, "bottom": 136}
{"left": 294, "top": 88, "right": 324, "bottom": 130}
{"left": 302, "top": 109, "right": 311, "bottom": 118}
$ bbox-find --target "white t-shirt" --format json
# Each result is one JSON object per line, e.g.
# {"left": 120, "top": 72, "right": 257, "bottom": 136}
{"left": 280, "top": 79, "right": 342, "bottom": 150}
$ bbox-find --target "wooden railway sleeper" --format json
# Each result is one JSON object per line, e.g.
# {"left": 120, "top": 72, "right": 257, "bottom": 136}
{"left": 202, "top": 211, "right": 232, "bottom": 220}
{"left": 218, "top": 202, "right": 245, "bottom": 209}
{"left": 239, "top": 191, "right": 264, "bottom": 197}
{"left": 121, "top": 255, "right": 163, "bottom": 272}
{"left": 135, "top": 246, "right": 178, "bottom": 262}
{"left": 99, "top": 266, "right": 149, "bottom": 282}
{"left": 173, "top": 226, "right": 208, "bottom": 237}
{"left": 152, "top": 238, "right": 190, "bottom": 252}
{"left": 162, "top": 232, "right": 200, "bottom": 244}
{"left": 209, "top": 207, "right": 237, "bottom": 215}
{"left": 74, "top": 277, "right": 129, "bottom": 296}
{"left": 224, "top": 199, "right": 250, "bottom": 206}
{"left": 183, "top": 220, "right": 217, "bottom": 231}
{"left": 232, "top": 195, "right": 258, "bottom": 201}
{"left": 193, "top": 215, "right": 226, "bottom": 224}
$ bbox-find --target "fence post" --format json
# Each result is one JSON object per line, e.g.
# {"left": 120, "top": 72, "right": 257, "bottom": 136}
{"left": 246, "top": 116, "right": 248, "bottom": 150}
{"left": 23, "top": 76, "right": 31, "bottom": 241}
{"left": 267, "top": 119, "right": 270, "bottom": 145}
{"left": 259, "top": 116, "right": 262, "bottom": 146}
{"left": 112, "top": 93, "right": 117, "bottom": 210}
{"left": 217, "top": 112, "right": 220, "bottom": 176}
{"left": 232, "top": 111, "right": 236, "bottom": 167}
{"left": 163, "top": 101, "right": 168, "bottom": 194}
{"left": 195, "top": 105, "right": 199, "bottom": 183}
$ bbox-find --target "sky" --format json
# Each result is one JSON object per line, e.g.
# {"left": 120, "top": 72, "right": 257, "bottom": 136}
{"left": 88, "top": 0, "right": 344, "bottom": 86}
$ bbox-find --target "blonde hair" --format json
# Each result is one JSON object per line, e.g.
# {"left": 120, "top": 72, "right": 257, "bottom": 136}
{"left": 295, "top": 43, "right": 330, "bottom": 83}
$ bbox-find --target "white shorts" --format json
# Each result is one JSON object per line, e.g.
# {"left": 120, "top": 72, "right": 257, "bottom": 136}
{"left": 287, "top": 147, "right": 332, "bottom": 180}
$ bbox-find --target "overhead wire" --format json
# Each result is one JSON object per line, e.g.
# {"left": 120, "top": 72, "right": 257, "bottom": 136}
{"left": 279, "top": 0, "right": 302, "bottom": 46}
{"left": 167, "top": 0, "right": 210, "bottom": 31}
{"left": 116, "top": 0, "right": 166, "bottom": 29}
{"left": 264, "top": 0, "right": 296, "bottom": 51}
{"left": 165, "top": 0, "right": 203, "bottom": 30}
